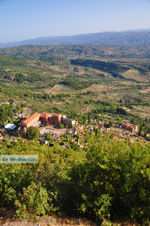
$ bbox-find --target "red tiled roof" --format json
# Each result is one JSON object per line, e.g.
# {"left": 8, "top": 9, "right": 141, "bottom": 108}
{"left": 21, "top": 112, "right": 40, "bottom": 125}
{"left": 125, "top": 123, "right": 130, "bottom": 127}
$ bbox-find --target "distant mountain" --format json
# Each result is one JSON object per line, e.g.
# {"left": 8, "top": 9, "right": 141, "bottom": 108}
{"left": 1, "top": 29, "right": 150, "bottom": 48}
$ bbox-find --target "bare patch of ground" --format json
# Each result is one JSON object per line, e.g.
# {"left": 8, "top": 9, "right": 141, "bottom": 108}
{"left": 122, "top": 69, "right": 145, "bottom": 82}
{"left": 39, "top": 126, "right": 68, "bottom": 137}
{"left": 82, "top": 84, "right": 115, "bottom": 93}
{"left": 45, "top": 84, "right": 72, "bottom": 94}
{"left": 132, "top": 105, "right": 150, "bottom": 119}
{"left": 0, "top": 209, "right": 95, "bottom": 226}
{"left": 0, "top": 216, "right": 95, "bottom": 226}
{"left": 140, "top": 88, "right": 150, "bottom": 94}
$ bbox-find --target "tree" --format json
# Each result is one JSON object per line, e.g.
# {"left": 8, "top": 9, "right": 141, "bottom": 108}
{"left": 59, "top": 124, "right": 64, "bottom": 129}
{"left": 26, "top": 126, "right": 40, "bottom": 140}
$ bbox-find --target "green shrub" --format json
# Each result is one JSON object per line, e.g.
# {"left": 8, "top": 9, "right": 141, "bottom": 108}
{"left": 26, "top": 126, "right": 40, "bottom": 140}
{"left": 15, "top": 182, "right": 49, "bottom": 218}
{"left": 59, "top": 124, "right": 64, "bottom": 129}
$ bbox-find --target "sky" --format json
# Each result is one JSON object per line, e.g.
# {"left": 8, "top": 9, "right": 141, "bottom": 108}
{"left": 0, "top": 0, "right": 150, "bottom": 42}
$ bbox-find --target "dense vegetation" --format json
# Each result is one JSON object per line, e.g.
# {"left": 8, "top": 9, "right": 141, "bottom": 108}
{"left": 2, "top": 45, "right": 150, "bottom": 59}
{"left": 0, "top": 133, "right": 150, "bottom": 224}
{"left": 0, "top": 103, "right": 16, "bottom": 127}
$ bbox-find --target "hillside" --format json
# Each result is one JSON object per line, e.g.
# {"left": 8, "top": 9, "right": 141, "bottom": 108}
{"left": 0, "top": 53, "right": 150, "bottom": 120}
{"left": 1, "top": 45, "right": 150, "bottom": 59}
{"left": 1, "top": 29, "right": 150, "bottom": 48}
{"left": 0, "top": 48, "right": 150, "bottom": 224}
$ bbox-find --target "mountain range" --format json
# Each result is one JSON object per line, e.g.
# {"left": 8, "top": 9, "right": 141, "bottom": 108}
{"left": 1, "top": 29, "right": 150, "bottom": 48}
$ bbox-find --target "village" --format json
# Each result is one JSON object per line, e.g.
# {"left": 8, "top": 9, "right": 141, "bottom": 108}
{"left": 0, "top": 102, "right": 143, "bottom": 149}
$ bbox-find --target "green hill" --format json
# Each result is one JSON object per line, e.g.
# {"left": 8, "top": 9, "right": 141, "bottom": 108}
{"left": 1, "top": 45, "right": 150, "bottom": 59}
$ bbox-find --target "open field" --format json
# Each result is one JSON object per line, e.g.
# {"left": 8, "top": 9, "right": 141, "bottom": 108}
{"left": 121, "top": 69, "right": 145, "bottom": 82}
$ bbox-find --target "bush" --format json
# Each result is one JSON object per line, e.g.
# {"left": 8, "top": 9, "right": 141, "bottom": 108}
{"left": 26, "top": 126, "right": 40, "bottom": 140}
{"left": 59, "top": 124, "right": 64, "bottom": 129}
{"left": 15, "top": 182, "right": 49, "bottom": 218}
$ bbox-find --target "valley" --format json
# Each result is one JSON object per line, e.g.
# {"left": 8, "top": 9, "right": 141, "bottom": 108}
{"left": 0, "top": 45, "right": 150, "bottom": 225}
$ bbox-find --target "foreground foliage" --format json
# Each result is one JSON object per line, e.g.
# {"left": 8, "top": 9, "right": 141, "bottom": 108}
{"left": 0, "top": 133, "right": 150, "bottom": 224}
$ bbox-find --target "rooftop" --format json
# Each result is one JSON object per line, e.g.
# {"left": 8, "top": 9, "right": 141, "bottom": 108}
{"left": 21, "top": 112, "right": 40, "bottom": 125}
{"left": 5, "top": 124, "right": 17, "bottom": 130}
{"left": 40, "top": 112, "right": 52, "bottom": 118}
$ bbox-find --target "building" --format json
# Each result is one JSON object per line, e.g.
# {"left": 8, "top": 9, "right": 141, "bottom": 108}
{"left": 62, "top": 117, "right": 76, "bottom": 128}
{"left": 52, "top": 114, "right": 62, "bottom": 125}
{"left": 19, "top": 112, "right": 41, "bottom": 132}
{"left": 40, "top": 112, "right": 52, "bottom": 124}
{"left": 19, "top": 112, "right": 76, "bottom": 133}
{"left": 40, "top": 112, "right": 64, "bottom": 126}
{"left": 130, "top": 125, "right": 138, "bottom": 133}
{"left": 122, "top": 122, "right": 138, "bottom": 133}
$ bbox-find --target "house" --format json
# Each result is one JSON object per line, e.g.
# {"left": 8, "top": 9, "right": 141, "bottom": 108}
{"left": 19, "top": 112, "right": 41, "bottom": 132}
{"left": 52, "top": 114, "right": 62, "bottom": 125}
{"left": 97, "top": 114, "right": 101, "bottom": 117}
{"left": 122, "top": 122, "right": 138, "bottom": 133}
{"left": 130, "top": 125, "right": 138, "bottom": 132}
{"left": 40, "top": 112, "right": 64, "bottom": 125}
{"left": 40, "top": 112, "right": 52, "bottom": 124}
{"left": 19, "top": 111, "right": 76, "bottom": 133}
{"left": 62, "top": 117, "right": 76, "bottom": 128}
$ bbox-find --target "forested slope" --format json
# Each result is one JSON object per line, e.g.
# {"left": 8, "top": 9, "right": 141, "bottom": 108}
{"left": 0, "top": 133, "right": 150, "bottom": 224}
{"left": 1, "top": 45, "right": 150, "bottom": 59}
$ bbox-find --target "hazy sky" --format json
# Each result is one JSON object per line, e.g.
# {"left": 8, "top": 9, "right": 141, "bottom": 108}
{"left": 0, "top": 0, "right": 150, "bottom": 42}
